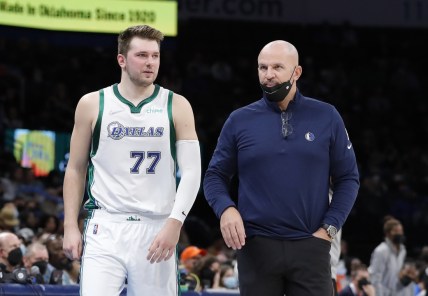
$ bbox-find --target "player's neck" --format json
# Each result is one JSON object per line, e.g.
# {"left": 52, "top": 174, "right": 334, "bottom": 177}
{"left": 117, "top": 80, "right": 155, "bottom": 105}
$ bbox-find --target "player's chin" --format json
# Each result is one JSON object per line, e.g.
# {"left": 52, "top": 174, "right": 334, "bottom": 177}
{"left": 136, "top": 78, "right": 155, "bottom": 87}
{"left": 143, "top": 75, "right": 156, "bottom": 83}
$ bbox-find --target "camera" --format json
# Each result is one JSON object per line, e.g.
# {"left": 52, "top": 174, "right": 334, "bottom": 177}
{"left": 0, "top": 267, "right": 29, "bottom": 284}
{"left": 0, "top": 264, "right": 44, "bottom": 284}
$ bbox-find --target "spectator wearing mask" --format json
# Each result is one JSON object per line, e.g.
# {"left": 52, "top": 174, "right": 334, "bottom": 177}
{"left": 22, "top": 241, "right": 49, "bottom": 283}
{"left": 369, "top": 216, "right": 415, "bottom": 295}
{"left": 197, "top": 255, "right": 221, "bottom": 290}
{"left": 0, "top": 231, "right": 23, "bottom": 272}
{"left": 44, "top": 234, "right": 79, "bottom": 285}
{"left": 219, "top": 263, "right": 239, "bottom": 290}
{"left": 339, "top": 265, "right": 375, "bottom": 296}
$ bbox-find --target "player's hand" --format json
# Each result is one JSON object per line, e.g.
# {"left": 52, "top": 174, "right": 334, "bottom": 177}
{"left": 220, "top": 207, "right": 246, "bottom": 250}
{"left": 147, "top": 218, "right": 182, "bottom": 263}
{"left": 63, "top": 225, "right": 83, "bottom": 260}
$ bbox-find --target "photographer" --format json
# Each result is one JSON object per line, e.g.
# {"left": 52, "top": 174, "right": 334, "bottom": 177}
{"left": 339, "top": 264, "right": 375, "bottom": 296}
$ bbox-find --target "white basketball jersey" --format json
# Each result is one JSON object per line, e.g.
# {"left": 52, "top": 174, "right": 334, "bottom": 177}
{"left": 86, "top": 84, "right": 177, "bottom": 215}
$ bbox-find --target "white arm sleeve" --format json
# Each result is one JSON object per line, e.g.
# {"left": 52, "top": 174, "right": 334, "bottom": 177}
{"left": 169, "top": 140, "right": 201, "bottom": 223}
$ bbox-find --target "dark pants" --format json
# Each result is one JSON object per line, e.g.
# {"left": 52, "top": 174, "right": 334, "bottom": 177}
{"left": 237, "top": 236, "right": 333, "bottom": 296}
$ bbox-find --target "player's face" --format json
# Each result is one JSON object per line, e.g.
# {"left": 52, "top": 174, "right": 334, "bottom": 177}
{"left": 123, "top": 37, "right": 160, "bottom": 87}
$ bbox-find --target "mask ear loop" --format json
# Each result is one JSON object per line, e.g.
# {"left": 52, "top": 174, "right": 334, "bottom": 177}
{"left": 289, "top": 65, "right": 297, "bottom": 85}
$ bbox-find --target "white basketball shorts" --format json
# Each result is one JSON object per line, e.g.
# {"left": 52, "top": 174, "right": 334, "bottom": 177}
{"left": 80, "top": 210, "right": 179, "bottom": 296}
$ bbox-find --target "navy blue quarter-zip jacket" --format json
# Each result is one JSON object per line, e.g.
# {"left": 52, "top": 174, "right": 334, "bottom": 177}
{"left": 203, "top": 90, "right": 360, "bottom": 239}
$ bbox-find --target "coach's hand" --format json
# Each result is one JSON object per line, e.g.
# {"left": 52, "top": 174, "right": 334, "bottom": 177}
{"left": 63, "top": 225, "right": 83, "bottom": 260}
{"left": 147, "top": 218, "right": 182, "bottom": 263}
{"left": 220, "top": 207, "right": 246, "bottom": 250}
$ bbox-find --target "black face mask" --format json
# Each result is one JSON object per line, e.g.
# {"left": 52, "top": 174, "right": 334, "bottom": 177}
{"left": 260, "top": 67, "right": 296, "bottom": 102}
{"left": 400, "top": 275, "right": 412, "bottom": 286}
{"left": 392, "top": 234, "right": 405, "bottom": 245}
{"left": 357, "top": 278, "right": 370, "bottom": 289}
{"left": 32, "top": 260, "right": 48, "bottom": 275}
{"left": 7, "top": 247, "right": 23, "bottom": 266}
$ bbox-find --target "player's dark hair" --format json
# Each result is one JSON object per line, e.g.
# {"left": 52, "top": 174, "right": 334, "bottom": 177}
{"left": 118, "top": 25, "right": 164, "bottom": 55}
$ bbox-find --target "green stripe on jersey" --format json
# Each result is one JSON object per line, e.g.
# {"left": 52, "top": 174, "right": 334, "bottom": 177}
{"left": 113, "top": 83, "right": 160, "bottom": 113}
{"left": 91, "top": 89, "right": 104, "bottom": 157}
{"left": 86, "top": 89, "right": 104, "bottom": 210}
{"left": 168, "top": 90, "right": 176, "bottom": 163}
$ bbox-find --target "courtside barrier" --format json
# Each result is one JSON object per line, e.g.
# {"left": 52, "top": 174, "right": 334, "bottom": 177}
{"left": 0, "top": 284, "right": 240, "bottom": 295}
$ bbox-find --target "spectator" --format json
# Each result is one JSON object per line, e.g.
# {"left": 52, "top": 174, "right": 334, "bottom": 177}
{"left": 0, "top": 203, "right": 20, "bottom": 232}
{"left": 339, "top": 264, "right": 376, "bottom": 296}
{"left": 0, "top": 231, "right": 23, "bottom": 272}
{"left": 44, "top": 234, "right": 79, "bottom": 285}
{"left": 180, "top": 245, "right": 207, "bottom": 274}
{"left": 369, "top": 216, "right": 416, "bottom": 295}
{"left": 22, "top": 241, "right": 49, "bottom": 283}
{"left": 196, "top": 254, "right": 221, "bottom": 289}
{"left": 219, "top": 263, "right": 239, "bottom": 290}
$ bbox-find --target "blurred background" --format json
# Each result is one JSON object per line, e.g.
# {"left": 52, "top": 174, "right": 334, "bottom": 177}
{"left": 1, "top": 0, "right": 427, "bottom": 269}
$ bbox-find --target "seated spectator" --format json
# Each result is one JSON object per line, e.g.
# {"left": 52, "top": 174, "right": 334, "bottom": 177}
{"left": 22, "top": 241, "right": 49, "bottom": 283}
{"left": 0, "top": 231, "right": 23, "bottom": 272}
{"left": 219, "top": 263, "right": 239, "bottom": 290}
{"left": 179, "top": 245, "right": 207, "bottom": 292}
{"left": 180, "top": 245, "right": 207, "bottom": 273}
{"left": 0, "top": 203, "right": 20, "bottom": 232}
{"left": 339, "top": 264, "right": 375, "bottom": 296}
{"left": 38, "top": 213, "right": 60, "bottom": 236}
{"left": 44, "top": 234, "right": 79, "bottom": 285}
{"left": 196, "top": 254, "right": 221, "bottom": 289}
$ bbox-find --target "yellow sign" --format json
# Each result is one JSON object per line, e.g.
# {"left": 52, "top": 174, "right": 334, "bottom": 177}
{"left": 0, "top": 0, "right": 177, "bottom": 36}
{"left": 13, "top": 129, "right": 56, "bottom": 177}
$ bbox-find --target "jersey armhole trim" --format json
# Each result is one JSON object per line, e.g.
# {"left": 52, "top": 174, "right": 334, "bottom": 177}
{"left": 91, "top": 89, "right": 104, "bottom": 157}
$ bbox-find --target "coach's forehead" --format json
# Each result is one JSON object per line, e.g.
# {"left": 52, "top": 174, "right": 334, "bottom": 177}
{"left": 258, "top": 40, "right": 298, "bottom": 64}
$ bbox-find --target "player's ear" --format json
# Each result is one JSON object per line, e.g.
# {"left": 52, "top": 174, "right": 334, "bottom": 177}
{"left": 117, "top": 54, "right": 126, "bottom": 67}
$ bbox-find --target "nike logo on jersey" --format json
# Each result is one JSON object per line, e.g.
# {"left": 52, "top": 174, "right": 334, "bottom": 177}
{"left": 182, "top": 211, "right": 187, "bottom": 217}
{"left": 347, "top": 143, "right": 352, "bottom": 149}
{"left": 109, "top": 110, "right": 124, "bottom": 115}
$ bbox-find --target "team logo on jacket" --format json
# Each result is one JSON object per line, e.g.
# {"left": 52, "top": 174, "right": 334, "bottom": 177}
{"left": 305, "top": 132, "right": 315, "bottom": 141}
{"left": 107, "top": 121, "right": 164, "bottom": 140}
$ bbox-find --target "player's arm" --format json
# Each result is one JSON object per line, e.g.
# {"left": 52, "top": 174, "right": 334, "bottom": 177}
{"left": 147, "top": 93, "right": 201, "bottom": 263}
{"left": 63, "top": 92, "right": 98, "bottom": 260}
{"left": 169, "top": 93, "right": 200, "bottom": 222}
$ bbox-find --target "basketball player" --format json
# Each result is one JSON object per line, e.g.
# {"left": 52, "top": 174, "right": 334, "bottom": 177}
{"left": 62, "top": 25, "right": 201, "bottom": 296}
